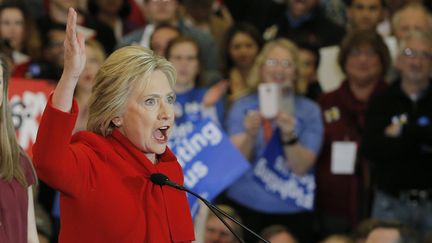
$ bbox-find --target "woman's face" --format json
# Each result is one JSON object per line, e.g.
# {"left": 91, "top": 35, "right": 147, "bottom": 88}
{"left": 77, "top": 46, "right": 103, "bottom": 93}
{"left": 345, "top": 44, "right": 382, "bottom": 85}
{"left": 145, "top": 0, "right": 178, "bottom": 24}
{"left": 44, "top": 29, "right": 66, "bottom": 67}
{"left": 229, "top": 32, "right": 258, "bottom": 70}
{"left": 261, "top": 45, "right": 296, "bottom": 87}
{"left": 299, "top": 48, "right": 317, "bottom": 82}
{"left": 0, "top": 7, "right": 25, "bottom": 51}
{"left": 168, "top": 41, "right": 199, "bottom": 89}
{"left": 150, "top": 27, "right": 179, "bottom": 57}
{"left": 118, "top": 70, "right": 175, "bottom": 158}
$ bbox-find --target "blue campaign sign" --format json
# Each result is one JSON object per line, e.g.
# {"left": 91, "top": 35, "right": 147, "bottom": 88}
{"left": 252, "top": 129, "right": 315, "bottom": 210}
{"left": 170, "top": 119, "right": 250, "bottom": 216}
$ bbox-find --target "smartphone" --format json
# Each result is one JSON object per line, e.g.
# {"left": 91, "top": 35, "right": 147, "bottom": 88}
{"left": 258, "top": 83, "right": 281, "bottom": 119}
{"left": 280, "top": 87, "right": 295, "bottom": 115}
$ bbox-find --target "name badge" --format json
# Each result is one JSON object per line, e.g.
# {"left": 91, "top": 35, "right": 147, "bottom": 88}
{"left": 331, "top": 141, "right": 357, "bottom": 175}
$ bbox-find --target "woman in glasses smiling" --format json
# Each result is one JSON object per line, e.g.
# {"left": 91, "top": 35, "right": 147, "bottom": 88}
{"left": 222, "top": 38, "right": 323, "bottom": 243}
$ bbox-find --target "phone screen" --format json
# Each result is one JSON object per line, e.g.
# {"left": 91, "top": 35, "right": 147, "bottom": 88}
{"left": 280, "top": 87, "right": 295, "bottom": 115}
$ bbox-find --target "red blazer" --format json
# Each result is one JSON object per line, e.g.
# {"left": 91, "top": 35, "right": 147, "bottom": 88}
{"left": 33, "top": 98, "right": 194, "bottom": 243}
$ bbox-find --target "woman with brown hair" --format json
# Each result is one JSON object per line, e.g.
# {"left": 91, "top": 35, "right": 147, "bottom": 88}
{"left": 316, "top": 29, "right": 390, "bottom": 237}
{"left": 0, "top": 0, "right": 42, "bottom": 66}
{"left": 0, "top": 53, "right": 38, "bottom": 243}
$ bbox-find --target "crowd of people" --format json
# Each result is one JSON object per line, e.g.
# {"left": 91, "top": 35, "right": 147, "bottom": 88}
{"left": 2, "top": 0, "right": 432, "bottom": 242}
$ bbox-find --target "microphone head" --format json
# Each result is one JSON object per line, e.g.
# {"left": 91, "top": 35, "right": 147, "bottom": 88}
{"left": 150, "top": 173, "right": 169, "bottom": 186}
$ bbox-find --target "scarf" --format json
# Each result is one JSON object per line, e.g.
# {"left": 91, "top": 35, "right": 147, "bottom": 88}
{"left": 106, "top": 129, "right": 195, "bottom": 242}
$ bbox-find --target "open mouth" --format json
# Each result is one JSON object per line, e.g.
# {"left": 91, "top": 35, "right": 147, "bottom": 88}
{"left": 153, "top": 126, "right": 170, "bottom": 143}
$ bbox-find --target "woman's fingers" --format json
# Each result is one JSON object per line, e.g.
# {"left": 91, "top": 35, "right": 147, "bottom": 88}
{"left": 66, "top": 8, "right": 77, "bottom": 46}
{"left": 203, "top": 80, "right": 229, "bottom": 107}
{"left": 62, "top": 7, "right": 86, "bottom": 79}
{"left": 77, "top": 32, "right": 86, "bottom": 51}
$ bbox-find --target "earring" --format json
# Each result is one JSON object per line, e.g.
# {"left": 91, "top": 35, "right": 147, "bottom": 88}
{"left": 112, "top": 117, "right": 122, "bottom": 127}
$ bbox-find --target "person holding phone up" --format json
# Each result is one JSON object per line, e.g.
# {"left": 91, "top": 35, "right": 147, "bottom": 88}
{"left": 222, "top": 38, "right": 323, "bottom": 243}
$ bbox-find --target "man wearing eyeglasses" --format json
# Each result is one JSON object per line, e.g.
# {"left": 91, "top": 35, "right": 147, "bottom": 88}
{"left": 363, "top": 30, "right": 432, "bottom": 235}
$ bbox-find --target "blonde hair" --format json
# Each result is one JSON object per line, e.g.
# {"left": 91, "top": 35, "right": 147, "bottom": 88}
{"left": 0, "top": 54, "right": 28, "bottom": 187}
{"left": 87, "top": 45, "right": 176, "bottom": 136}
{"left": 246, "top": 38, "right": 301, "bottom": 93}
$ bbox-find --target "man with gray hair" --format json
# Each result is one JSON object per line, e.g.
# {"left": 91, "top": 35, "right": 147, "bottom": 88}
{"left": 363, "top": 29, "right": 432, "bottom": 235}
{"left": 391, "top": 3, "right": 432, "bottom": 41}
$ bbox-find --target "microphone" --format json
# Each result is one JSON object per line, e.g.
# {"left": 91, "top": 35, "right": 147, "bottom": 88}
{"left": 150, "top": 173, "right": 183, "bottom": 190}
{"left": 150, "top": 173, "right": 270, "bottom": 243}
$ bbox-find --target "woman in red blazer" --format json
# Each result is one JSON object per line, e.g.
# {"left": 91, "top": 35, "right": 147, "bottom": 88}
{"left": 32, "top": 8, "right": 195, "bottom": 243}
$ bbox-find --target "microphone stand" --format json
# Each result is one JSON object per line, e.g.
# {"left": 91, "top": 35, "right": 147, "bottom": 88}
{"left": 198, "top": 197, "right": 245, "bottom": 243}
{"left": 173, "top": 184, "right": 270, "bottom": 243}
{"left": 150, "top": 173, "right": 270, "bottom": 243}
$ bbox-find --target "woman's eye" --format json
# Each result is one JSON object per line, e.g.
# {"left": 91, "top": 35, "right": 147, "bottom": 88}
{"left": 166, "top": 95, "right": 176, "bottom": 104}
{"left": 144, "top": 98, "right": 156, "bottom": 106}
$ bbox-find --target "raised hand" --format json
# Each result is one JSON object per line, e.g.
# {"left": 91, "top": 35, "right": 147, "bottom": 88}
{"left": 52, "top": 8, "right": 86, "bottom": 112}
{"left": 203, "top": 80, "right": 228, "bottom": 107}
{"left": 63, "top": 8, "right": 86, "bottom": 80}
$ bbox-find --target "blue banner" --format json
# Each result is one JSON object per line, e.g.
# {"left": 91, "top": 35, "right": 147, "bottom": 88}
{"left": 252, "top": 129, "right": 315, "bottom": 210}
{"left": 170, "top": 119, "right": 250, "bottom": 216}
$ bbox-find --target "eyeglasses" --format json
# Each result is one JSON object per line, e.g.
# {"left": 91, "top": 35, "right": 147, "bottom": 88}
{"left": 264, "top": 59, "right": 294, "bottom": 68}
{"left": 401, "top": 48, "right": 432, "bottom": 60}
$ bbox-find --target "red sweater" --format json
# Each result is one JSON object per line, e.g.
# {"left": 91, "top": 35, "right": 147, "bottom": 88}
{"left": 32, "top": 98, "right": 194, "bottom": 243}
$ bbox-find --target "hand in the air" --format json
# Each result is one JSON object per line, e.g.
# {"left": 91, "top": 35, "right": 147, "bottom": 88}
{"left": 63, "top": 8, "right": 86, "bottom": 81}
